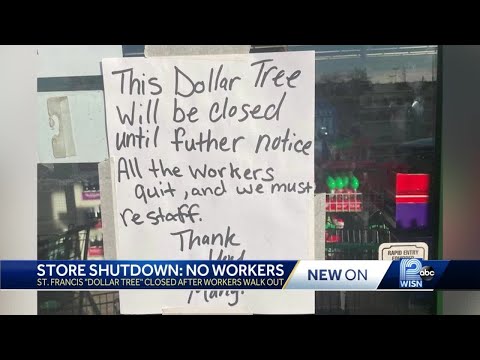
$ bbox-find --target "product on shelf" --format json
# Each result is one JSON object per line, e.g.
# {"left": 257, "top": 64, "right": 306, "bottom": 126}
{"left": 325, "top": 172, "right": 362, "bottom": 212}
{"left": 368, "top": 210, "right": 389, "bottom": 231}
{"left": 325, "top": 215, "right": 340, "bottom": 243}
{"left": 388, "top": 171, "right": 430, "bottom": 196}
{"left": 325, "top": 234, "right": 340, "bottom": 243}
{"left": 88, "top": 234, "right": 104, "bottom": 258}
{"left": 325, "top": 214, "right": 346, "bottom": 243}
{"left": 82, "top": 179, "right": 101, "bottom": 200}
{"left": 326, "top": 215, "right": 336, "bottom": 229}
{"left": 327, "top": 176, "right": 336, "bottom": 193}
{"left": 350, "top": 175, "right": 359, "bottom": 192}
{"left": 332, "top": 215, "right": 344, "bottom": 229}
{"left": 386, "top": 202, "right": 430, "bottom": 230}
{"left": 385, "top": 171, "right": 430, "bottom": 230}
{"left": 335, "top": 176, "right": 344, "bottom": 191}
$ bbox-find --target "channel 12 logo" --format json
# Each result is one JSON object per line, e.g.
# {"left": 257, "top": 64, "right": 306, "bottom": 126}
{"left": 399, "top": 259, "right": 435, "bottom": 288}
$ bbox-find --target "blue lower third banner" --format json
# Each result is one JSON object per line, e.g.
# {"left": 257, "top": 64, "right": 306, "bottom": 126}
{"left": 0, "top": 260, "right": 479, "bottom": 290}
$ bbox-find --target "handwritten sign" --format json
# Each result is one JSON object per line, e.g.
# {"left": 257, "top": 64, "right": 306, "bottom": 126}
{"left": 102, "top": 52, "right": 315, "bottom": 314}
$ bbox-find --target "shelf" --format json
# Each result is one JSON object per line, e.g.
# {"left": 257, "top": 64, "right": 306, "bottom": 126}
{"left": 325, "top": 242, "right": 382, "bottom": 249}
{"left": 326, "top": 193, "right": 363, "bottom": 212}
{"left": 320, "top": 161, "right": 378, "bottom": 170}
{"left": 326, "top": 228, "right": 391, "bottom": 244}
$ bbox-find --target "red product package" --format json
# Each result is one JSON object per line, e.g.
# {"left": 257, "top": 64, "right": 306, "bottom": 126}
{"left": 388, "top": 172, "right": 430, "bottom": 195}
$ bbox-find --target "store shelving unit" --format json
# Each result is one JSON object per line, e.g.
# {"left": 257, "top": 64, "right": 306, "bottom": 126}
{"left": 316, "top": 180, "right": 390, "bottom": 309}
{"left": 37, "top": 226, "right": 119, "bottom": 315}
{"left": 324, "top": 189, "right": 389, "bottom": 256}
{"left": 325, "top": 192, "right": 363, "bottom": 212}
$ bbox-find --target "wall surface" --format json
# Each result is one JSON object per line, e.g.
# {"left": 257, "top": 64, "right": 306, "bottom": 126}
{"left": 442, "top": 45, "right": 480, "bottom": 314}
{"left": 0, "top": 46, "right": 38, "bottom": 314}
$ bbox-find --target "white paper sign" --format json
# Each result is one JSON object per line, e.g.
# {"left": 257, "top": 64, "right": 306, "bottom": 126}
{"left": 102, "top": 52, "right": 315, "bottom": 314}
{"left": 378, "top": 242, "right": 429, "bottom": 260}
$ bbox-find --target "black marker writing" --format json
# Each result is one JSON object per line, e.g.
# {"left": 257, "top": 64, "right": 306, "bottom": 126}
{"left": 111, "top": 68, "right": 163, "bottom": 95}
{"left": 208, "top": 92, "right": 286, "bottom": 123}
{"left": 236, "top": 183, "right": 264, "bottom": 195}
{"left": 173, "top": 98, "right": 199, "bottom": 123}
{"left": 190, "top": 180, "right": 227, "bottom": 197}
{"left": 175, "top": 65, "right": 241, "bottom": 98}
{"left": 117, "top": 157, "right": 143, "bottom": 183}
{"left": 255, "top": 128, "right": 312, "bottom": 155}
{"left": 187, "top": 290, "right": 243, "bottom": 307}
{"left": 148, "top": 159, "right": 183, "bottom": 178}
{"left": 170, "top": 127, "right": 245, "bottom": 153}
{"left": 170, "top": 226, "right": 239, "bottom": 252}
{"left": 270, "top": 181, "right": 313, "bottom": 194}
{"left": 116, "top": 126, "right": 160, "bottom": 150}
{"left": 135, "top": 181, "right": 176, "bottom": 204}
{"left": 250, "top": 59, "right": 302, "bottom": 88}
{"left": 119, "top": 204, "right": 201, "bottom": 227}
{"left": 116, "top": 100, "right": 158, "bottom": 126}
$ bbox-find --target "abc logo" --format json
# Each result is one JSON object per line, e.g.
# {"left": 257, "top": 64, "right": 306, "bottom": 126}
{"left": 419, "top": 266, "right": 435, "bottom": 281}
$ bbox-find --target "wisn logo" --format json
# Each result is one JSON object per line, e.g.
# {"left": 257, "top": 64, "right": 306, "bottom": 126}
{"left": 399, "top": 259, "right": 435, "bottom": 288}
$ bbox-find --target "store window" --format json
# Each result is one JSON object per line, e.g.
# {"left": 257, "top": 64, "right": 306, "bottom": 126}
{"left": 287, "top": 45, "right": 438, "bottom": 314}
{"left": 36, "top": 45, "right": 439, "bottom": 315}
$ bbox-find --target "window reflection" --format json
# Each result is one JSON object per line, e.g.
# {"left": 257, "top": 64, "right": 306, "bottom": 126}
{"left": 290, "top": 45, "right": 436, "bottom": 195}
{"left": 289, "top": 45, "right": 438, "bottom": 314}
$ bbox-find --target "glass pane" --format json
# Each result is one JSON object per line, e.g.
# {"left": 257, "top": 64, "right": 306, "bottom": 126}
{"left": 288, "top": 45, "right": 438, "bottom": 314}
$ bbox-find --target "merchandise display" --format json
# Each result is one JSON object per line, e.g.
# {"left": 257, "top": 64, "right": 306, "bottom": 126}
{"left": 317, "top": 76, "right": 436, "bottom": 267}
{"left": 37, "top": 164, "right": 112, "bottom": 315}
{"left": 87, "top": 205, "right": 104, "bottom": 259}
{"left": 384, "top": 171, "right": 431, "bottom": 230}
{"left": 325, "top": 172, "right": 362, "bottom": 212}
{"left": 82, "top": 180, "right": 101, "bottom": 200}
